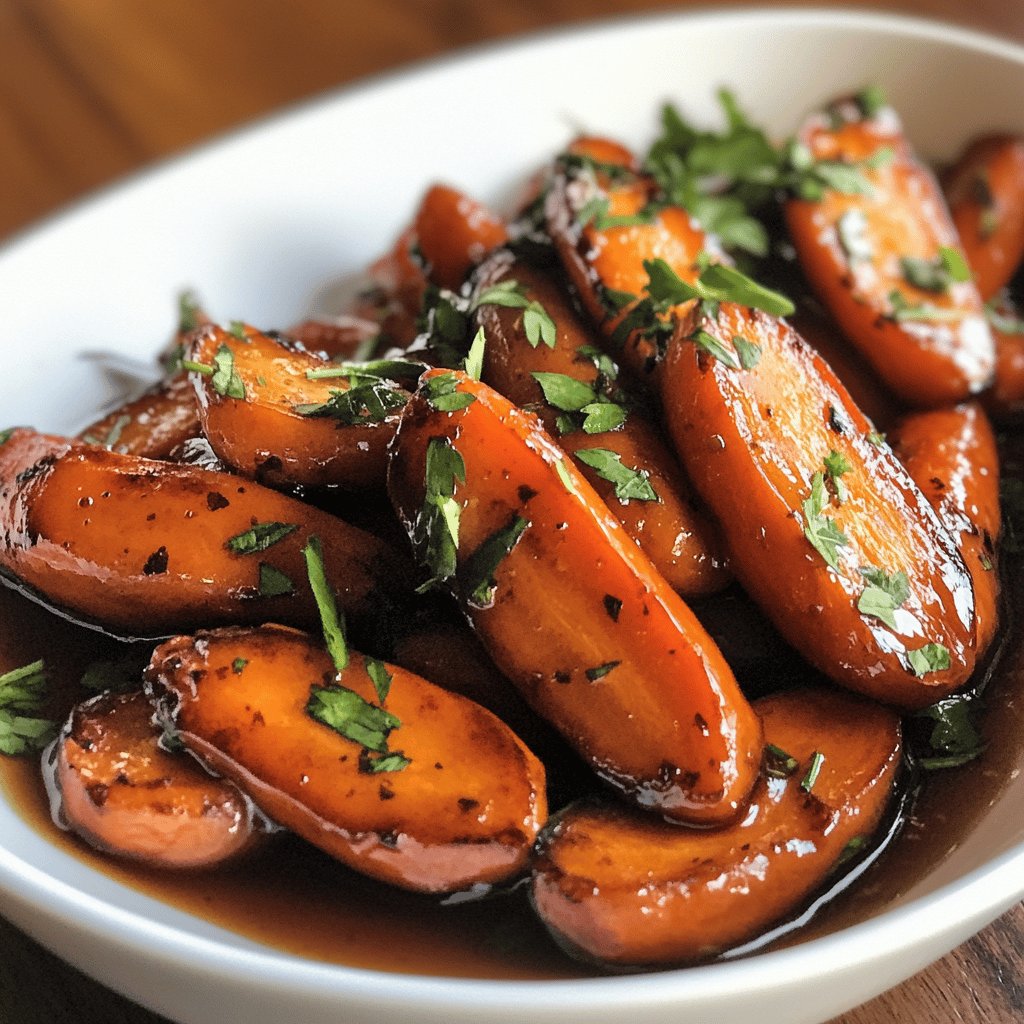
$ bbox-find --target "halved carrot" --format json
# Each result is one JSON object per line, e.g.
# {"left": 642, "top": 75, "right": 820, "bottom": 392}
{"left": 0, "top": 429, "right": 404, "bottom": 638}
{"left": 473, "top": 249, "right": 729, "bottom": 595}
{"left": 660, "top": 303, "right": 976, "bottom": 708}
{"left": 52, "top": 690, "right": 263, "bottom": 869}
{"left": 889, "top": 402, "right": 1001, "bottom": 655}
{"left": 284, "top": 315, "right": 380, "bottom": 361}
{"left": 147, "top": 625, "right": 547, "bottom": 893}
{"left": 944, "top": 134, "right": 1024, "bottom": 302}
{"left": 532, "top": 688, "right": 902, "bottom": 967}
{"left": 387, "top": 369, "right": 762, "bottom": 825}
{"left": 77, "top": 374, "right": 201, "bottom": 461}
{"left": 981, "top": 295, "right": 1024, "bottom": 423}
{"left": 188, "top": 324, "right": 405, "bottom": 490}
{"left": 785, "top": 96, "right": 994, "bottom": 407}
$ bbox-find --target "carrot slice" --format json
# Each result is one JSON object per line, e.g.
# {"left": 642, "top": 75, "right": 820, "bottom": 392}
{"left": 387, "top": 369, "right": 762, "bottom": 824}
{"left": 147, "top": 625, "right": 547, "bottom": 893}
{"left": 0, "top": 429, "right": 404, "bottom": 638}
{"left": 532, "top": 688, "right": 902, "bottom": 967}
{"left": 52, "top": 690, "right": 263, "bottom": 869}
{"left": 188, "top": 324, "right": 405, "bottom": 490}
{"left": 284, "top": 315, "right": 380, "bottom": 361}
{"left": 944, "top": 134, "right": 1024, "bottom": 302}
{"left": 786, "top": 95, "right": 994, "bottom": 406}
{"left": 660, "top": 303, "right": 976, "bottom": 708}
{"left": 889, "top": 402, "right": 1001, "bottom": 655}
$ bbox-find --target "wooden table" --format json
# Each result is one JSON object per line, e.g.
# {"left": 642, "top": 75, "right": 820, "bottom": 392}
{"left": 1, "top": 1, "right": 1022, "bottom": 1021}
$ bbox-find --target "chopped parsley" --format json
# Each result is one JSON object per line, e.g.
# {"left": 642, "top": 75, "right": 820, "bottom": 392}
{"left": 303, "top": 535, "right": 348, "bottom": 674}
{"left": 232, "top": 658, "right": 248, "bottom": 675}
{"left": 366, "top": 658, "right": 393, "bottom": 704}
{"left": 578, "top": 196, "right": 659, "bottom": 231}
{"left": 733, "top": 335, "right": 762, "bottom": 369}
{"left": 306, "top": 357, "right": 428, "bottom": 383}
{"left": 423, "top": 372, "right": 476, "bottom": 412}
{"left": 906, "top": 642, "right": 951, "bottom": 677}
{"left": 912, "top": 694, "right": 984, "bottom": 769}
{"left": 554, "top": 457, "right": 581, "bottom": 497}
{"left": 855, "top": 85, "right": 888, "bottom": 119}
{"left": 692, "top": 329, "right": 740, "bottom": 369}
{"left": 81, "top": 414, "right": 132, "bottom": 451}
{"left": 462, "top": 514, "right": 529, "bottom": 608}
{"left": 0, "top": 660, "right": 55, "bottom": 756}
{"left": 800, "top": 751, "right": 825, "bottom": 793}
{"left": 464, "top": 327, "right": 486, "bottom": 381}
{"left": 307, "top": 685, "right": 400, "bottom": 755}
{"left": 211, "top": 344, "right": 246, "bottom": 400}
{"left": 412, "top": 437, "right": 466, "bottom": 592}
{"left": 823, "top": 449, "right": 852, "bottom": 503}
{"left": 585, "top": 661, "right": 620, "bottom": 681}
{"left": 644, "top": 257, "right": 795, "bottom": 318}
{"left": 857, "top": 566, "right": 910, "bottom": 630}
{"left": 887, "top": 289, "right": 965, "bottom": 323}
{"left": 900, "top": 246, "right": 972, "bottom": 293}
{"left": 258, "top": 563, "right": 294, "bottom": 598}
{"left": 295, "top": 378, "right": 406, "bottom": 424}
{"left": 764, "top": 743, "right": 799, "bottom": 778}
{"left": 802, "top": 472, "right": 850, "bottom": 571}
{"left": 228, "top": 320, "right": 248, "bottom": 341}
{"left": 473, "top": 280, "right": 556, "bottom": 349}
{"left": 0, "top": 428, "right": 13, "bottom": 447}
{"left": 226, "top": 521, "right": 298, "bottom": 556}
{"left": 531, "top": 372, "right": 627, "bottom": 435}
{"left": 574, "top": 448, "right": 659, "bottom": 502}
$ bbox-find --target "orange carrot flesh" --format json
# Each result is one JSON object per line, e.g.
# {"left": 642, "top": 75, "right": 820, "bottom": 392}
{"left": 53, "top": 690, "right": 262, "bottom": 869}
{"left": 785, "top": 99, "right": 994, "bottom": 407}
{"left": 660, "top": 304, "right": 976, "bottom": 708}
{"left": 988, "top": 316, "right": 1024, "bottom": 423}
{"left": 188, "top": 324, "right": 404, "bottom": 490}
{"left": 387, "top": 369, "right": 762, "bottom": 825}
{"left": 147, "top": 626, "right": 547, "bottom": 893}
{"left": 531, "top": 688, "right": 902, "bottom": 967}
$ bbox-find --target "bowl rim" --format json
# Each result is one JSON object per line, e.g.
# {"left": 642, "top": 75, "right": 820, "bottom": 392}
{"left": 1, "top": 3, "right": 1023, "bottom": 1016}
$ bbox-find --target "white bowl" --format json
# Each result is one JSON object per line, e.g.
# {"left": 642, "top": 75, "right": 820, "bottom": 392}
{"left": 2, "top": 8, "right": 1024, "bottom": 1024}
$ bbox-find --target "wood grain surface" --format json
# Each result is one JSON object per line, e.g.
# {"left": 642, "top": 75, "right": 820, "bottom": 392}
{"left": 1, "top": 1, "right": 1022, "bottom": 1022}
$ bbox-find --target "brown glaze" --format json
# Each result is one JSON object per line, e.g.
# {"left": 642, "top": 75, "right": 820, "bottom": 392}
{"left": 147, "top": 625, "right": 547, "bottom": 893}
{"left": 785, "top": 97, "right": 994, "bottom": 407}
{"left": 532, "top": 688, "right": 902, "bottom": 967}
{"left": 660, "top": 304, "right": 976, "bottom": 708}
{"left": 387, "top": 369, "right": 763, "bottom": 825}
{"left": 0, "top": 428, "right": 403, "bottom": 638}
{"left": 285, "top": 315, "right": 380, "bottom": 361}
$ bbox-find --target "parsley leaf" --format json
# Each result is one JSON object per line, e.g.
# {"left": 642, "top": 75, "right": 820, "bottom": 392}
{"left": 232, "top": 658, "right": 248, "bottom": 675}
{"left": 580, "top": 402, "right": 626, "bottom": 434}
{"left": 307, "top": 685, "right": 398, "bottom": 753}
{"left": 585, "top": 661, "right": 620, "bottom": 681}
{"left": 800, "top": 751, "right": 825, "bottom": 792}
{"left": 211, "top": 344, "right": 246, "bottom": 400}
{"left": 856, "top": 85, "right": 888, "bottom": 118}
{"left": 226, "top": 521, "right": 298, "bottom": 556}
{"left": 0, "top": 660, "right": 55, "bottom": 756}
{"left": 823, "top": 449, "right": 852, "bottom": 503}
{"left": 295, "top": 379, "right": 406, "bottom": 424}
{"left": 887, "top": 289, "right": 965, "bottom": 323}
{"left": 462, "top": 514, "right": 529, "bottom": 608}
{"left": 554, "top": 457, "right": 580, "bottom": 497}
{"left": 692, "top": 329, "right": 740, "bottom": 369}
{"left": 912, "top": 694, "right": 984, "bottom": 769}
{"left": 857, "top": 566, "right": 910, "bottom": 629}
{"left": 306, "top": 357, "right": 428, "bottom": 383}
{"left": 412, "top": 437, "right": 465, "bottom": 591}
{"left": 907, "top": 643, "right": 951, "bottom": 677}
{"left": 464, "top": 327, "right": 486, "bottom": 381}
{"left": 81, "top": 414, "right": 132, "bottom": 451}
{"left": 900, "top": 246, "right": 972, "bottom": 293}
{"left": 473, "top": 280, "right": 556, "bottom": 349}
{"left": 302, "top": 535, "right": 348, "bottom": 674}
{"left": 802, "top": 471, "right": 849, "bottom": 571}
{"left": 258, "top": 563, "right": 294, "bottom": 597}
{"left": 531, "top": 372, "right": 596, "bottom": 411}
{"left": 732, "top": 335, "right": 762, "bottom": 369}
{"left": 0, "top": 428, "right": 14, "bottom": 447}
{"left": 574, "top": 448, "right": 659, "bottom": 502}
{"left": 764, "top": 743, "right": 799, "bottom": 778}
{"left": 643, "top": 257, "right": 794, "bottom": 318}
{"left": 423, "top": 372, "right": 476, "bottom": 412}
{"left": 365, "top": 658, "right": 393, "bottom": 704}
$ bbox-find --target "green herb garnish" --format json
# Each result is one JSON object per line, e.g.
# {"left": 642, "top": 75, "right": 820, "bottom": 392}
{"left": 462, "top": 514, "right": 529, "bottom": 608}
{"left": 0, "top": 660, "right": 55, "bottom": 756}
{"left": 303, "top": 535, "right": 348, "bottom": 674}
{"left": 423, "top": 372, "right": 476, "bottom": 412}
{"left": 232, "top": 658, "right": 248, "bottom": 675}
{"left": 210, "top": 344, "right": 246, "bottom": 400}
{"left": 295, "top": 379, "right": 406, "bottom": 424}
{"left": 226, "top": 521, "right": 298, "bottom": 556}
{"left": 900, "top": 246, "right": 972, "bottom": 293}
{"left": 413, "top": 437, "right": 466, "bottom": 592}
{"left": 907, "top": 642, "right": 951, "bottom": 677}
{"left": 307, "top": 685, "right": 398, "bottom": 754}
{"left": 913, "top": 694, "right": 984, "bottom": 769}
{"left": 464, "top": 327, "right": 486, "bottom": 381}
{"left": 802, "top": 472, "right": 850, "bottom": 571}
{"left": 857, "top": 566, "right": 910, "bottom": 630}
{"left": 764, "top": 743, "right": 799, "bottom": 778}
{"left": 800, "top": 751, "right": 825, "bottom": 792}
{"left": 574, "top": 448, "right": 659, "bottom": 502}
{"left": 585, "top": 661, "right": 620, "bottom": 681}
{"left": 473, "top": 280, "right": 556, "bottom": 349}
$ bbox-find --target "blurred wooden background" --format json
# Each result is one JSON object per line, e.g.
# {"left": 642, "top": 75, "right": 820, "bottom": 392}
{"left": 1, "top": 1, "right": 1023, "bottom": 1022}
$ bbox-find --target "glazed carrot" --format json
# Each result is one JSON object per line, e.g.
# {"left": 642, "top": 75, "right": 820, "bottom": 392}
{"left": 982, "top": 296, "right": 1024, "bottom": 423}
{"left": 660, "top": 303, "right": 976, "bottom": 708}
{"left": 285, "top": 314, "right": 380, "bottom": 361}
{"left": 473, "top": 249, "right": 729, "bottom": 595}
{"left": 187, "top": 324, "right": 406, "bottom": 490}
{"left": 0, "top": 429, "right": 404, "bottom": 638}
{"left": 147, "top": 625, "right": 547, "bottom": 893}
{"left": 565, "top": 136, "right": 638, "bottom": 171}
{"left": 532, "top": 688, "right": 902, "bottom": 967}
{"left": 77, "top": 374, "right": 201, "bottom": 460}
{"left": 785, "top": 94, "right": 994, "bottom": 407}
{"left": 52, "top": 690, "right": 263, "bottom": 869}
{"left": 944, "top": 135, "right": 1024, "bottom": 301}
{"left": 387, "top": 369, "right": 762, "bottom": 825}
{"left": 889, "top": 403, "right": 1001, "bottom": 655}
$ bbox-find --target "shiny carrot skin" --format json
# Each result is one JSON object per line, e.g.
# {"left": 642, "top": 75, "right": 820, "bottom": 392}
{"left": 388, "top": 369, "right": 762, "bottom": 825}
{"left": 53, "top": 690, "right": 263, "bottom": 869}
{"left": 944, "top": 134, "right": 1024, "bottom": 302}
{"left": 889, "top": 402, "right": 1001, "bottom": 655}
{"left": 147, "top": 625, "right": 547, "bottom": 893}
{"left": 532, "top": 688, "right": 902, "bottom": 967}
{"left": 188, "top": 324, "right": 405, "bottom": 490}
{"left": 785, "top": 97, "right": 994, "bottom": 407}
{"left": 284, "top": 315, "right": 380, "bottom": 361}
{"left": 660, "top": 304, "right": 976, "bottom": 708}
{"left": 0, "top": 429, "right": 403, "bottom": 638}
{"left": 987, "top": 308, "right": 1024, "bottom": 423}
{"left": 474, "top": 249, "right": 729, "bottom": 595}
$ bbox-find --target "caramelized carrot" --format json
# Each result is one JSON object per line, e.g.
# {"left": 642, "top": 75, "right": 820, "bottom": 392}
{"left": 474, "top": 249, "right": 729, "bottom": 595}
{"left": 147, "top": 625, "right": 547, "bottom": 893}
{"left": 388, "top": 369, "right": 762, "bottom": 824}
{"left": 565, "top": 136, "right": 638, "bottom": 171}
{"left": 77, "top": 374, "right": 201, "bottom": 460}
{"left": 52, "top": 690, "right": 263, "bottom": 869}
{"left": 944, "top": 135, "right": 1024, "bottom": 301}
{"left": 532, "top": 688, "right": 902, "bottom": 967}
{"left": 983, "top": 296, "right": 1024, "bottom": 423}
{"left": 188, "top": 324, "right": 405, "bottom": 490}
{"left": 285, "top": 315, "right": 380, "bottom": 361}
{"left": 785, "top": 95, "right": 994, "bottom": 407}
{"left": 889, "top": 403, "right": 1001, "bottom": 655}
{"left": 0, "top": 429, "right": 404, "bottom": 638}
{"left": 660, "top": 304, "right": 976, "bottom": 708}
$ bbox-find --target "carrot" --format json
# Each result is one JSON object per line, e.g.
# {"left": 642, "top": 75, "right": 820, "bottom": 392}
{"left": 785, "top": 94, "right": 994, "bottom": 407}
{"left": 473, "top": 248, "right": 729, "bottom": 595}
{"left": 387, "top": 369, "right": 762, "bottom": 824}
{"left": 0, "top": 428, "right": 404, "bottom": 638}
{"left": 53, "top": 690, "right": 264, "bottom": 869}
{"left": 77, "top": 374, "right": 200, "bottom": 460}
{"left": 532, "top": 688, "right": 902, "bottom": 967}
{"left": 187, "top": 323, "right": 406, "bottom": 490}
{"left": 889, "top": 402, "right": 1001, "bottom": 655}
{"left": 982, "top": 296, "right": 1024, "bottom": 423}
{"left": 565, "top": 136, "right": 638, "bottom": 171}
{"left": 147, "top": 625, "right": 547, "bottom": 893}
{"left": 944, "top": 135, "right": 1024, "bottom": 301}
{"left": 284, "top": 315, "right": 380, "bottom": 361}
{"left": 660, "top": 303, "right": 976, "bottom": 708}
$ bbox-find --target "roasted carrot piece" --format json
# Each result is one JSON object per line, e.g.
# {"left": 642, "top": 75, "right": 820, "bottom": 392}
{"left": 944, "top": 135, "right": 1024, "bottom": 302}
{"left": 660, "top": 304, "right": 976, "bottom": 708}
{"left": 147, "top": 625, "right": 547, "bottom": 893}
{"left": 284, "top": 315, "right": 380, "bottom": 361}
{"left": 0, "top": 429, "right": 404, "bottom": 638}
{"left": 982, "top": 296, "right": 1024, "bottom": 423}
{"left": 51, "top": 690, "right": 264, "bottom": 869}
{"left": 187, "top": 324, "right": 406, "bottom": 490}
{"left": 785, "top": 94, "right": 994, "bottom": 407}
{"left": 387, "top": 369, "right": 762, "bottom": 825}
{"left": 473, "top": 249, "right": 729, "bottom": 595}
{"left": 565, "top": 136, "right": 638, "bottom": 172}
{"left": 77, "top": 374, "right": 201, "bottom": 461}
{"left": 532, "top": 688, "right": 902, "bottom": 967}
{"left": 889, "top": 402, "right": 1001, "bottom": 655}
